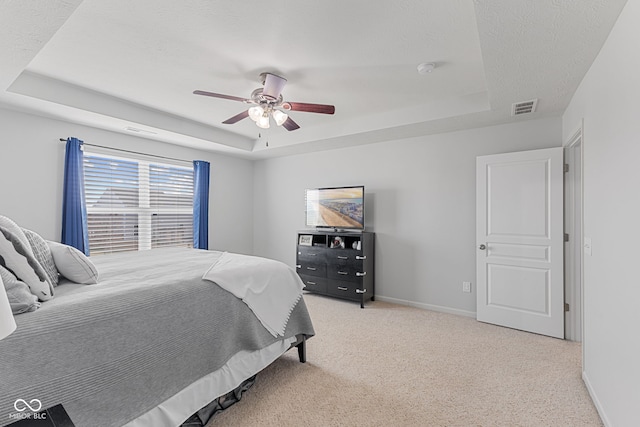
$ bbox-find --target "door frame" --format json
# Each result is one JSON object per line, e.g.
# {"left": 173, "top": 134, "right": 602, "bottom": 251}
{"left": 563, "top": 125, "right": 584, "bottom": 342}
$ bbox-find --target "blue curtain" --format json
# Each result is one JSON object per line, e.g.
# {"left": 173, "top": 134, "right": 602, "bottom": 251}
{"left": 193, "top": 160, "right": 210, "bottom": 250}
{"left": 61, "top": 138, "right": 89, "bottom": 255}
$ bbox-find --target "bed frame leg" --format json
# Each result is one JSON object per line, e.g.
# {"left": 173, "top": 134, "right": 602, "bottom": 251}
{"left": 296, "top": 335, "right": 307, "bottom": 363}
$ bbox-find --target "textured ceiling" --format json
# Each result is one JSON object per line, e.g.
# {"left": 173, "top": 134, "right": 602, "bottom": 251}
{"left": 0, "top": 0, "right": 628, "bottom": 158}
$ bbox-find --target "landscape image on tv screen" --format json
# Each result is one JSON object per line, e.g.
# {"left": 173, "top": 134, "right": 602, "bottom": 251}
{"left": 306, "top": 187, "right": 364, "bottom": 229}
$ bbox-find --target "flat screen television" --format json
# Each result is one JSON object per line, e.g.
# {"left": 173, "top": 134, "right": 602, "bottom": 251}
{"left": 305, "top": 186, "right": 365, "bottom": 230}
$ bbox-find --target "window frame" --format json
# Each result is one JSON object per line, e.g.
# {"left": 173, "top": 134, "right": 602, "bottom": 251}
{"left": 83, "top": 149, "right": 194, "bottom": 255}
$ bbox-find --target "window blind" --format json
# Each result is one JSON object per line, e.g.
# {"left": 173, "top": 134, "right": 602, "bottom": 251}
{"left": 83, "top": 152, "right": 193, "bottom": 255}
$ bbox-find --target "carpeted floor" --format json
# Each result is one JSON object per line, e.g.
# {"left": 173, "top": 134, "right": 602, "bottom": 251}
{"left": 208, "top": 294, "right": 602, "bottom": 427}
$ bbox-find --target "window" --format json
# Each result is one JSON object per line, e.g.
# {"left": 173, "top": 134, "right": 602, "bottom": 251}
{"left": 83, "top": 151, "right": 193, "bottom": 255}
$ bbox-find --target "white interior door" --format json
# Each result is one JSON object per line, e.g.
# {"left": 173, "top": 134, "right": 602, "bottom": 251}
{"left": 476, "top": 147, "right": 564, "bottom": 338}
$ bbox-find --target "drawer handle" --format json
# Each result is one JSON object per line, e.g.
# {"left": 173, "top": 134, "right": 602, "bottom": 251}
{"left": 308, "top": 253, "right": 317, "bottom": 256}
{"left": 355, "top": 289, "right": 367, "bottom": 294}
{"left": 337, "top": 286, "right": 348, "bottom": 291}
{"left": 306, "top": 281, "right": 317, "bottom": 285}
{"left": 296, "top": 265, "right": 301, "bottom": 269}
{"left": 306, "top": 267, "right": 317, "bottom": 271}
{"left": 337, "top": 271, "right": 348, "bottom": 275}
{"left": 337, "top": 256, "right": 348, "bottom": 260}
{"left": 356, "top": 272, "right": 366, "bottom": 277}
{"left": 356, "top": 255, "right": 366, "bottom": 260}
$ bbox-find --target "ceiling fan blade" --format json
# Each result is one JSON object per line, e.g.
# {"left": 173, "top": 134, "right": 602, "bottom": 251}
{"left": 222, "top": 110, "right": 250, "bottom": 124}
{"left": 284, "top": 102, "right": 335, "bottom": 115}
{"left": 262, "top": 73, "right": 287, "bottom": 100}
{"left": 282, "top": 116, "right": 300, "bottom": 131}
{"left": 193, "top": 90, "right": 248, "bottom": 103}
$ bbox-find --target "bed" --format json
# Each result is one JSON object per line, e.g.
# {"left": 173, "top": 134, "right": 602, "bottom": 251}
{"left": 0, "top": 246, "right": 315, "bottom": 427}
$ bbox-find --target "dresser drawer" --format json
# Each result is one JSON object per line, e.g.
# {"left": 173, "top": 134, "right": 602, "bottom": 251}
{"left": 299, "top": 274, "right": 328, "bottom": 293}
{"left": 325, "top": 249, "right": 363, "bottom": 264}
{"left": 327, "top": 279, "right": 362, "bottom": 301}
{"left": 297, "top": 247, "right": 327, "bottom": 262}
{"left": 296, "top": 261, "right": 327, "bottom": 278}
{"left": 327, "top": 265, "right": 367, "bottom": 282}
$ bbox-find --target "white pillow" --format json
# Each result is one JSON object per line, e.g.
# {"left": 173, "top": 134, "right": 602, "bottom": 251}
{"left": 0, "top": 216, "right": 53, "bottom": 301}
{"left": 47, "top": 241, "right": 99, "bottom": 285}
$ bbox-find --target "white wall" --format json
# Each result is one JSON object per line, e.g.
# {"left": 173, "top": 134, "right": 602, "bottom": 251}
{"left": 0, "top": 108, "right": 254, "bottom": 254}
{"left": 563, "top": 0, "right": 640, "bottom": 425}
{"left": 253, "top": 117, "right": 561, "bottom": 315}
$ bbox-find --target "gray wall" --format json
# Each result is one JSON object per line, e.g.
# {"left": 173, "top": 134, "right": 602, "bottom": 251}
{"left": 0, "top": 108, "right": 255, "bottom": 254}
{"left": 253, "top": 117, "right": 561, "bottom": 316}
{"left": 563, "top": 0, "right": 640, "bottom": 424}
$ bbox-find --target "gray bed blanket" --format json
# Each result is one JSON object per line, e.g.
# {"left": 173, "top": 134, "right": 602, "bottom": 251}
{"left": 0, "top": 248, "right": 315, "bottom": 427}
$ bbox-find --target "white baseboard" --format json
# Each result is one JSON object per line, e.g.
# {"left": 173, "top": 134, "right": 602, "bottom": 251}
{"left": 374, "top": 295, "right": 476, "bottom": 318}
{"left": 582, "top": 370, "right": 611, "bottom": 427}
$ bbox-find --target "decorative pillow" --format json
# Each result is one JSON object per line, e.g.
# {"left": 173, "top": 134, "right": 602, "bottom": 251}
{"left": 0, "top": 216, "right": 31, "bottom": 252}
{"left": 0, "top": 265, "right": 40, "bottom": 314}
{"left": 47, "top": 241, "right": 99, "bottom": 285}
{"left": 23, "top": 228, "right": 59, "bottom": 287}
{"left": 0, "top": 216, "right": 53, "bottom": 301}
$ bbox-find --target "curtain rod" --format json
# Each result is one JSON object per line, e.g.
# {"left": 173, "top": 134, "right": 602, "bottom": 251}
{"left": 59, "top": 138, "right": 193, "bottom": 165}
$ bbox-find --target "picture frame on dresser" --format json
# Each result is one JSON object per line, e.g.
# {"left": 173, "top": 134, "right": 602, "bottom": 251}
{"left": 330, "top": 236, "right": 344, "bottom": 249}
{"left": 298, "top": 234, "right": 312, "bottom": 246}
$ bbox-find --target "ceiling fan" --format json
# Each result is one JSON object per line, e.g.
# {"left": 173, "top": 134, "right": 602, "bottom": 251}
{"left": 193, "top": 72, "right": 335, "bottom": 131}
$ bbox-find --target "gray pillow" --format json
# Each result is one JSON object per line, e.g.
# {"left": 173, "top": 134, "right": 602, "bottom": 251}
{"left": 23, "top": 228, "right": 59, "bottom": 287}
{"left": 0, "top": 264, "right": 40, "bottom": 314}
{"left": 0, "top": 216, "right": 53, "bottom": 301}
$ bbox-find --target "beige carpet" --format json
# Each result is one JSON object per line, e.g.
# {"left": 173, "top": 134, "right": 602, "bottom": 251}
{"left": 208, "top": 294, "right": 602, "bottom": 427}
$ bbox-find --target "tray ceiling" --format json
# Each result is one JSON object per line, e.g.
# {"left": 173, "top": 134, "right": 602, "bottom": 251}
{"left": 0, "top": 0, "right": 628, "bottom": 158}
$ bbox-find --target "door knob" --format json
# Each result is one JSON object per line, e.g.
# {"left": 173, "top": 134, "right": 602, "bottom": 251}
{"left": 478, "top": 244, "right": 486, "bottom": 250}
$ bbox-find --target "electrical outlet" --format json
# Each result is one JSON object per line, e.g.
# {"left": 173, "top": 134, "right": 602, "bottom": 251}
{"left": 463, "top": 281, "right": 471, "bottom": 293}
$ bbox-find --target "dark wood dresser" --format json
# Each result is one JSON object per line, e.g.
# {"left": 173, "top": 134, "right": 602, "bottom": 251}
{"left": 296, "top": 231, "right": 374, "bottom": 308}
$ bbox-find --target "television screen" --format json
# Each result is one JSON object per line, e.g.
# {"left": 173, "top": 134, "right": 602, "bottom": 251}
{"left": 305, "top": 186, "right": 364, "bottom": 230}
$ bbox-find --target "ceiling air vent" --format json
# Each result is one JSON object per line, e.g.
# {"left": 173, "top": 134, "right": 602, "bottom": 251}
{"left": 511, "top": 99, "right": 538, "bottom": 116}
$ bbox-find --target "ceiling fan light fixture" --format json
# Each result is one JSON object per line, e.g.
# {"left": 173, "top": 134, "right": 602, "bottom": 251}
{"left": 272, "top": 109, "right": 288, "bottom": 126}
{"left": 248, "top": 106, "right": 264, "bottom": 121}
{"left": 256, "top": 113, "right": 270, "bottom": 129}
{"left": 193, "top": 72, "right": 334, "bottom": 132}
